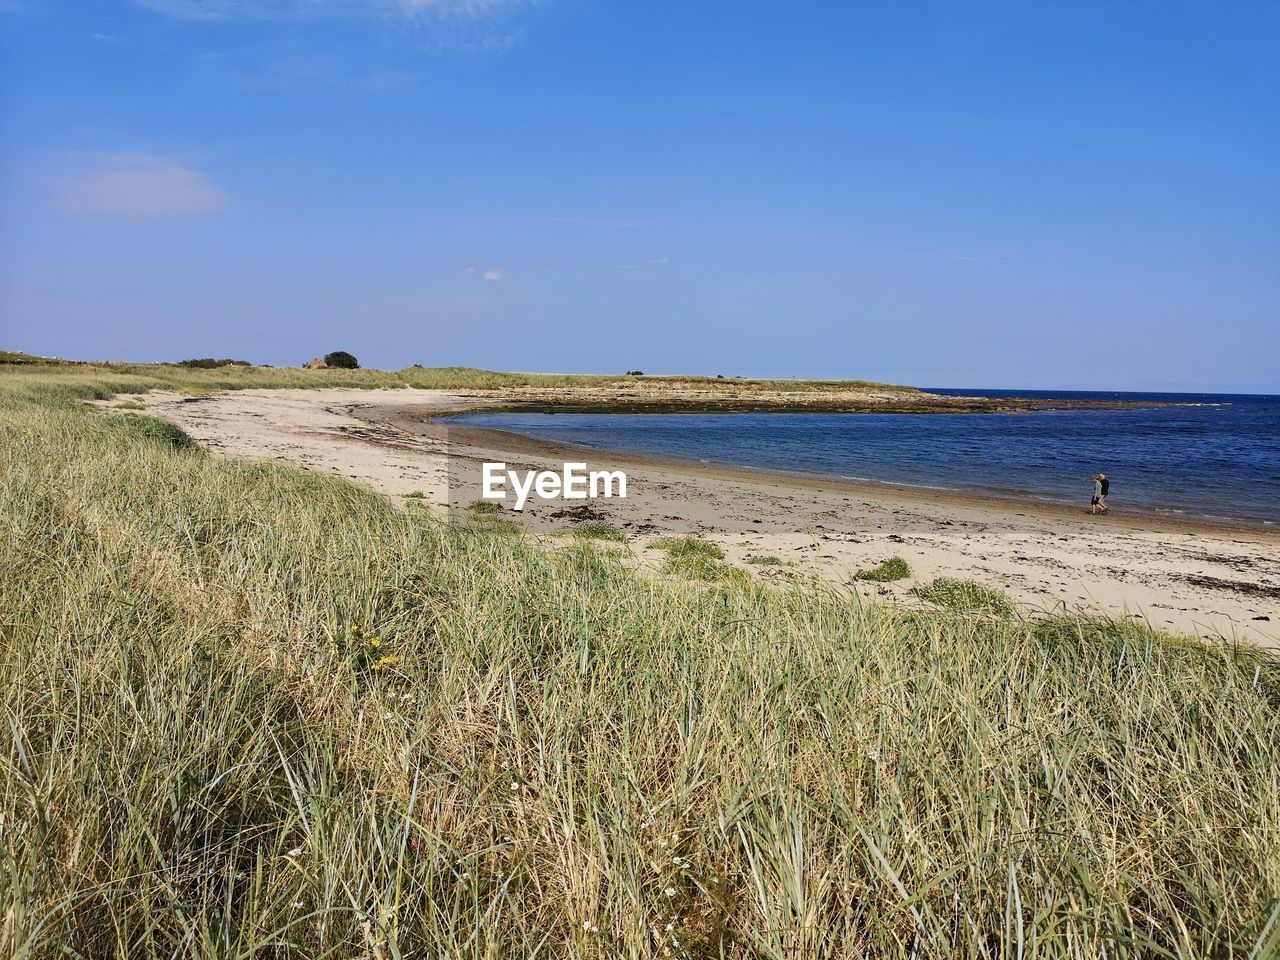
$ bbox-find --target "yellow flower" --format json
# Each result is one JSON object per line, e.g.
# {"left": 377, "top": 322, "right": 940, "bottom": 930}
{"left": 367, "top": 636, "right": 382, "bottom": 648}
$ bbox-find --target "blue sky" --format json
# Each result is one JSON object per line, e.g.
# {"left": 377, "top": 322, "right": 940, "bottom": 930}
{"left": 1, "top": 0, "right": 1276, "bottom": 391}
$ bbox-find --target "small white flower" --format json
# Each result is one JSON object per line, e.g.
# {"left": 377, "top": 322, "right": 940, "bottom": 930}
{"left": 665, "top": 923, "right": 674, "bottom": 932}
{"left": 510, "top": 781, "right": 519, "bottom": 791}
{"left": 664, "top": 886, "right": 676, "bottom": 897}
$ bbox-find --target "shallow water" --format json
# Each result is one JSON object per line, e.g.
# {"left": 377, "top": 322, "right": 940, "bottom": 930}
{"left": 448, "top": 390, "right": 1280, "bottom": 526}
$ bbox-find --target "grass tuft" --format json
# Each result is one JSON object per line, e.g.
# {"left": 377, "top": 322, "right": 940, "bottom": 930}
{"left": 650, "top": 535, "right": 724, "bottom": 561}
{"left": 855, "top": 556, "right": 912, "bottom": 582}
{"left": 564, "top": 519, "right": 628, "bottom": 542}
{"left": 912, "top": 576, "right": 1017, "bottom": 617}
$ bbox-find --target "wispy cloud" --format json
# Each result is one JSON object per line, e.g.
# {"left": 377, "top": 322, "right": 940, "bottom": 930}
{"left": 52, "top": 154, "right": 229, "bottom": 220}
{"left": 133, "top": 0, "right": 527, "bottom": 21}
{"left": 482, "top": 267, "right": 505, "bottom": 280}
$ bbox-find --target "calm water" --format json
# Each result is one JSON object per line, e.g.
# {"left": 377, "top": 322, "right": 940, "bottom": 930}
{"left": 450, "top": 390, "right": 1280, "bottom": 526}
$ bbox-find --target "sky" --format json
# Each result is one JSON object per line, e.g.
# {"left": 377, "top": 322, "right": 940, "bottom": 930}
{"left": 1, "top": 0, "right": 1277, "bottom": 392}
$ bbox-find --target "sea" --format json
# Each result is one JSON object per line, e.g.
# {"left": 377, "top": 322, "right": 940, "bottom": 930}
{"left": 447, "top": 390, "right": 1280, "bottom": 527}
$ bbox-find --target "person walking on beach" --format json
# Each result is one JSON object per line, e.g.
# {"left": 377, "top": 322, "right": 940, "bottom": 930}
{"left": 1091, "top": 473, "right": 1109, "bottom": 514}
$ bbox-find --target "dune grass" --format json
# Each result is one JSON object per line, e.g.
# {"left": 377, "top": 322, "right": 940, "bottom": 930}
{"left": 2, "top": 368, "right": 1279, "bottom": 957}
{"left": 564, "top": 520, "right": 628, "bottom": 543}
{"left": 0, "top": 354, "right": 918, "bottom": 396}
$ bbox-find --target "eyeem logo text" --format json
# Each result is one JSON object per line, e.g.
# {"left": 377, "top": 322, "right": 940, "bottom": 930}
{"left": 482, "top": 462, "right": 628, "bottom": 511}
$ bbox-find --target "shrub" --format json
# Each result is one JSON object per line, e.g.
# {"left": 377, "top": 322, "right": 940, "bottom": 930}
{"left": 746, "top": 555, "right": 786, "bottom": 566}
{"left": 323, "top": 351, "right": 360, "bottom": 369}
{"left": 855, "top": 556, "right": 911, "bottom": 582}
{"left": 625, "top": 370, "right": 644, "bottom": 376}
{"left": 468, "top": 500, "right": 503, "bottom": 515}
{"left": 912, "top": 577, "right": 1016, "bottom": 617}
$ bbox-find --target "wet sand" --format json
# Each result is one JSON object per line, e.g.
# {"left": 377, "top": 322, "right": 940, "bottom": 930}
{"left": 109, "top": 388, "right": 1280, "bottom": 647}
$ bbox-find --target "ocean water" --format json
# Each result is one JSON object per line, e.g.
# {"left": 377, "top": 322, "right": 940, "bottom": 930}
{"left": 448, "top": 390, "right": 1280, "bottom": 526}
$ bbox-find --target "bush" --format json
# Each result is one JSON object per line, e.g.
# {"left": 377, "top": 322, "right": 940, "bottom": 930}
{"left": 912, "top": 577, "right": 1016, "bottom": 617}
{"left": 323, "top": 351, "right": 360, "bottom": 369}
{"left": 855, "top": 556, "right": 911, "bottom": 582}
{"left": 625, "top": 370, "right": 644, "bottom": 376}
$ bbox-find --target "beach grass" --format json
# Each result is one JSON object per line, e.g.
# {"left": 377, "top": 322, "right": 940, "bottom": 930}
{"left": 564, "top": 520, "right": 628, "bottom": 542}
{"left": 650, "top": 535, "right": 725, "bottom": 561}
{"left": 2, "top": 366, "right": 1279, "bottom": 958}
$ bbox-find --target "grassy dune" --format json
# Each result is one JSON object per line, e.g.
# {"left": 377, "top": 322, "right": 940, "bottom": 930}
{"left": 0, "top": 354, "right": 918, "bottom": 396}
{"left": 2, "top": 369, "right": 1279, "bottom": 958}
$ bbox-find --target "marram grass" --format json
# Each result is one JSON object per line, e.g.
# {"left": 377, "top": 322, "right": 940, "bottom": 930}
{"left": 2, "top": 370, "right": 1280, "bottom": 959}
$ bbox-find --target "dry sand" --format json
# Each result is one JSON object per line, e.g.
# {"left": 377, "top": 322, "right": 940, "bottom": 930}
{"left": 108, "top": 388, "right": 1280, "bottom": 648}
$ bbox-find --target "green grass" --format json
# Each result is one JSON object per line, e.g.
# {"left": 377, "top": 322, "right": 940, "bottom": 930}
{"left": 913, "top": 577, "right": 1018, "bottom": 617}
{"left": 854, "top": 555, "right": 912, "bottom": 582}
{"left": 467, "top": 499, "right": 503, "bottom": 515}
{"left": 650, "top": 535, "right": 725, "bottom": 561}
{"left": 564, "top": 520, "right": 628, "bottom": 542}
{"left": 745, "top": 555, "right": 787, "bottom": 566}
{"left": 402, "top": 490, "right": 426, "bottom": 498}
{"left": 2, "top": 366, "right": 1279, "bottom": 957}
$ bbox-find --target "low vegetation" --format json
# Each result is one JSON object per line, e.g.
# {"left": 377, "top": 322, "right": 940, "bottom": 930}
{"left": 565, "top": 520, "right": 628, "bottom": 542}
{"left": 854, "top": 555, "right": 912, "bottom": 582}
{"left": 178, "top": 357, "right": 251, "bottom": 368}
{"left": 0, "top": 353, "right": 918, "bottom": 396}
{"left": 650, "top": 535, "right": 725, "bottom": 560}
{"left": 913, "top": 577, "right": 1018, "bottom": 617}
{"left": 2, "top": 365, "right": 1279, "bottom": 957}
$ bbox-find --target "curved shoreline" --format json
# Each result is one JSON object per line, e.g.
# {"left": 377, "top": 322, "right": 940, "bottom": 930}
{"left": 361, "top": 401, "right": 1279, "bottom": 542}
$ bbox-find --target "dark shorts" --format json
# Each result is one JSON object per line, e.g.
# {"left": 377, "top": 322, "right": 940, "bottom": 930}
{"left": 1091, "top": 496, "right": 1100, "bottom": 505}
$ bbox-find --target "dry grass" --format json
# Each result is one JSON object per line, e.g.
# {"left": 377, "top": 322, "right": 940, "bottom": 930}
{"left": 2, "top": 367, "right": 1279, "bottom": 958}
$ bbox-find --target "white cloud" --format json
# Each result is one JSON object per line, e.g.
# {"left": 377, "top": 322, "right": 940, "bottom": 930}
{"left": 133, "top": 0, "right": 526, "bottom": 20}
{"left": 649, "top": 256, "right": 669, "bottom": 264}
{"left": 482, "top": 267, "right": 504, "bottom": 280}
{"left": 53, "top": 154, "right": 229, "bottom": 220}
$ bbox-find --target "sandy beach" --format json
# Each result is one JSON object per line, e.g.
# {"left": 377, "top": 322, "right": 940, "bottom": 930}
{"left": 109, "top": 387, "right": 1280, "bottom": 647}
